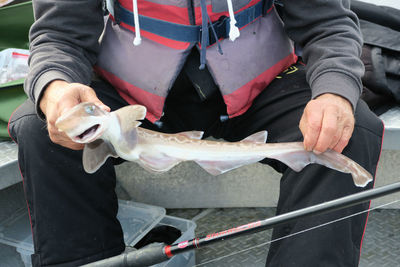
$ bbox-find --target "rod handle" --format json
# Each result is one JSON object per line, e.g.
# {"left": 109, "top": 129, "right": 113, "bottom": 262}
{"left": 81, "top": 244, "right": 169, "bottom": 267}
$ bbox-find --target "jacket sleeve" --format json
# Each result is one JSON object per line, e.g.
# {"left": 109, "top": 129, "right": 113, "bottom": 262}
{"left": 280, "top": 0, "right": 364, "bottom": 110}
{"left": 25, "top": 0, "right": 105, "bottom": 118}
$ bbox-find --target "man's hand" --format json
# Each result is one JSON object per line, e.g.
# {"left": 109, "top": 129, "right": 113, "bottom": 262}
{"left": 299, "top": 93, "right": 355, "bottom": 154}
{"left": 39, "top": 80, "right": 110, "bottom": 150}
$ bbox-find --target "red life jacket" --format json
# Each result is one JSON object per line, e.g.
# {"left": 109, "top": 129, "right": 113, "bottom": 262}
{"left": 95, "top": 0, "right": 297, "bottom": 123}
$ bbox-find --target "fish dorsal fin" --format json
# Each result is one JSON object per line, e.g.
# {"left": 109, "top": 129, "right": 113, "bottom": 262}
{"left": 177, "top": 131, "right": 204, "bottom": 140}
{"left": 82, "top": 139, "right": 118, "bottom": 173}
{"left": 114, "top": 105, "right": 147, "bottom": 128}
{"left": 240, "top": 131, "right": 268, "bottom": 143}
{"left": 112, "top": 105, "right": 144, "bottom": 152}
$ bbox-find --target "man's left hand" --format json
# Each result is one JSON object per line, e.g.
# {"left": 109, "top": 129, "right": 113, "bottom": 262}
{"left": 299, "top": 93, "right": 355, "bottom": 154}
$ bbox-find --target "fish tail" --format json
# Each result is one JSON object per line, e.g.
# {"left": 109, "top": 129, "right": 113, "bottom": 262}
{"left": 267, "top": 143, "right": 372, "bottom": 187}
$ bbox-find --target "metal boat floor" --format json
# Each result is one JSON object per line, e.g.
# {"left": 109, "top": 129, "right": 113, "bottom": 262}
{"left": 167, "top": 207, "right": 400, "bottom": 267}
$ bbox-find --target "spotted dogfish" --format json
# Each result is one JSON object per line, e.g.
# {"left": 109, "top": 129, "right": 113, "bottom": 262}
{"left": 55, "top": 102, "right": 373, "bottom": 187}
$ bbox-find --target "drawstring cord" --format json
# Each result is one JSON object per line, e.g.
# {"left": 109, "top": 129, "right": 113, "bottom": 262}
{"left": 199, "top": 0, "right": 224, "bottom": 70}
{"left": 130, "top": 0, "right": 235, "bottom": 67}
{"left": 199, "top": 0, "right": 209, "bottom": 70}
{"left": 206, "top": 12, "right": 223, "bottom": 55}
{"left": 132, "top": 0, "right": 141, "bottom": 45}
{"left": 226, "top": 0, "right": 240, "bottom": 41}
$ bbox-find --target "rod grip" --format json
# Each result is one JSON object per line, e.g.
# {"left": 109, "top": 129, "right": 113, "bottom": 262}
{"left": 81, "top": 244, "right": 170, "bottom": 267}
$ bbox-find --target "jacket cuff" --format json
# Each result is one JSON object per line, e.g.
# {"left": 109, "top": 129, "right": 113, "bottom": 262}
{"left": 310, "top": 71, "right": 361, "bottom": 112}
{"left": 31, "top": 70, "right": 74, "bottom": 120}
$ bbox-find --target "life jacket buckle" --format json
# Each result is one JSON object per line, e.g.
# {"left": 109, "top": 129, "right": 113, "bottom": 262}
{"left": 198, "top": 16, "right": 229, "bottom": 46}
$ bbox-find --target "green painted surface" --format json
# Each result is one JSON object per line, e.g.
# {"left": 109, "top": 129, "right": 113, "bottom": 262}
{"left": 0, "top": 1, "right": 32, "bottom": 139}
{"left": 0, "top": 2, "right": 34, "bottom": 50}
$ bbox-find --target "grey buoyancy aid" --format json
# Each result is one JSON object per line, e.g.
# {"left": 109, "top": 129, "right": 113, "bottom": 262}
{"left": 95, "top": 0, "right": 297, "bottom": 123}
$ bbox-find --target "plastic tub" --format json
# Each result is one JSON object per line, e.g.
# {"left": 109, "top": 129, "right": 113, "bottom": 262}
{"left": 0, "top": 200, "right": 166, "bottom": 266}
{"left": 17, "top": 215, "right": 197, "bottom": 267}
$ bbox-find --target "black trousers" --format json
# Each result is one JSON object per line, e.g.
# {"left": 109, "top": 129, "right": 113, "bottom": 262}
{"left": 8, "top": 64, "right": 384, "bottom": 266}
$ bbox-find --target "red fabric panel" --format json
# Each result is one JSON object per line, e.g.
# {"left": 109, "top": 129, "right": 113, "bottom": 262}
{"left": 119, "top": 0, "right": 191, "bottom": 25}
{"left": 94, "top": 66, "right": 165, "bottom": 123}
{"left": 118, "top": 19, "right": 191, "bottom": 50}
{"left": 115, "top": 0, "right": 192, "bottom": 49}
{"left": 223, "top": 52, "right": 298, "bottom": 118}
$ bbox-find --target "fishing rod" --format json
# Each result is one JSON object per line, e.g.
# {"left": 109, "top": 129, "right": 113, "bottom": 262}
{"left": 82, "top": 181, "right": 400, "bottom": 267}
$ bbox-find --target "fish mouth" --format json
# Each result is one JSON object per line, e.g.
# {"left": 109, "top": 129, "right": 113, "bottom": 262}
{"left": 73, "top": 124, "right": 101, "bottom": 143}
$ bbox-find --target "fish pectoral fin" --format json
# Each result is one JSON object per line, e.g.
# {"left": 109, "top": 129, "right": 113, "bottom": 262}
{"left": 83, "top": 139, "right": 118, "bottom": 173}
{"left": 196, "top": 158, "right": 265, "bottom": 176}
{"left": 240, "top": 131, "right": 268, "bottom": 143}
{"left": 138, "top": 152, "right": 182, "bottom": 173}
{"left": 177, "top": 131, "right": 204, "bottom": 139}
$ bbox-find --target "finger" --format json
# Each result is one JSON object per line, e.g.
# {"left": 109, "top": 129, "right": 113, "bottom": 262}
{"left": 47, "top": 119, "right": 84, "bottom": 150}
{"left": 299, "top": 115, "right": 307, "bottom": 141}
{"left": 333, "top": 124, "right": 354, "bottom": 153}
{"left": 57, "top": 91, "right": 81, "bottom": 118}
{"left": 328, "top": 119, "right": 344, "bottom": 151}
{"left": 45, "top": 99, "right": 61, "bottom": 128}
{"left": 49, "top": 129, "right": 84, "bottom": 150}
{"left": 79, "top": 85, "right": 110, "bottom": 112}
{"left": 313, "top": 107, "right": 339, "bottom": 153}
{"left": 328, "top": 113, "right": 344, "bottom": 150}
{"left": 303, "top": 108, "right": 323, "bottom": 152}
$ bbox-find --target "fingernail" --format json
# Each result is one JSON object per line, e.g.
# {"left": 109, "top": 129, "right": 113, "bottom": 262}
{"left": 313, "top": 149, "right": 322, "bottom": 155}
{"left": 99, "top": 104, "right": 110, "bottom": 111}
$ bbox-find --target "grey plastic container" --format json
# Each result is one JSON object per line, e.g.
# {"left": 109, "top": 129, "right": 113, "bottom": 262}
{"left": 16, "top": 215, "right": 197, "bottom": 267}
{"left": 0, "top": 200, "right": 166, "bottom": 266}
{"left": 118, "top": 200, "right": 166, "bottom": 245}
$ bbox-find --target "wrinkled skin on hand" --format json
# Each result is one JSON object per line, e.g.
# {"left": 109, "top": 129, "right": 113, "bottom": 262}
{"left": 39, "top": 80, "right": 110, "bottom": 150}
{"left": 299, "top": 93, "right": 355, "bottom": 154}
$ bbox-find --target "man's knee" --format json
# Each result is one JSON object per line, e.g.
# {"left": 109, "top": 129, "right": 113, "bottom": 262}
{"left": 8, "top": 99, "right": 47, "bottom": 145}
{"left": 345, "top": 100, "right": 383, "bottom": 173}
{"left": 353, "top": 100, "right": 384, "bottom": 138}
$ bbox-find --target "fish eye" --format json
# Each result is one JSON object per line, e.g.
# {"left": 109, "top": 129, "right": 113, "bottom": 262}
{"left": 85, "top": 105, "right": 96, "bottom": 114}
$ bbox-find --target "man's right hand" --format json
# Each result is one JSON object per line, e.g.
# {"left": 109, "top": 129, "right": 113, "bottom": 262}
{"left": 39, "top": 80, "right": 110, "bottom": 150}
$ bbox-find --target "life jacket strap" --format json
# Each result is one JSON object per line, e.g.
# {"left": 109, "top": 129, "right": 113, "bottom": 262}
{"left": 108, "top": 0, "right": 272, "bottom": 45}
